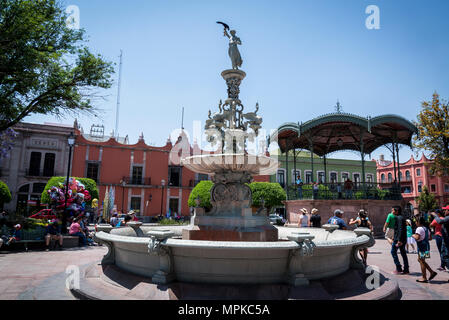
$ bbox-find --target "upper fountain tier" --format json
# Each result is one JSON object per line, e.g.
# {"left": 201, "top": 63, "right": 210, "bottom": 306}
{"left": 181, "top": 68, "right": 278, "bottom": 176}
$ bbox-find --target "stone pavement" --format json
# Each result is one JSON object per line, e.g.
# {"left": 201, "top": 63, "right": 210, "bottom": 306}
{"left": 0, "top": 239, "right": 448, "bottom": 300}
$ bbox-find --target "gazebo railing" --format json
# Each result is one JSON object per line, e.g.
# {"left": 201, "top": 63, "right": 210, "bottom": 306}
{"left": 286, "top": 182, "right": 403, "bottom": 201}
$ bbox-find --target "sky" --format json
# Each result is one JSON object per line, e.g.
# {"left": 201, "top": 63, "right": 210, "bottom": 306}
{"left": 27, "top": 0, "right": 449, "bottom": 163}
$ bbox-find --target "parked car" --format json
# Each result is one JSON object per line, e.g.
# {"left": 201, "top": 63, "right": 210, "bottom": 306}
{"left": 29, "top": 209, "right": 57, "bottom": 221}
{"left": 269, "top": 214, "right": 284, "bottom": 226}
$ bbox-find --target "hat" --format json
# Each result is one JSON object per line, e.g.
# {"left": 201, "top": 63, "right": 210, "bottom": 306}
{"left": 334, "top": 209, "right": 344, "bottom": 216}
{"left": 442, "top": 205, "right": 449, "bottom": 210}
{"left": 128, "top": 210, "right": 135, "bottom": 215}
{"left": 300, "top": 208, "right": 308, "bottom": 214}
{"left": 311, "top": 208, "right": 319, "bottom": 214}
{"left": 14, "top": 224, "right": 21, "bottom": 229}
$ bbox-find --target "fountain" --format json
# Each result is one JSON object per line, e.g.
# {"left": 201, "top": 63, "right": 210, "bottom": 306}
{"left": 86, "top": 25, "right": 398, "bottom": 300}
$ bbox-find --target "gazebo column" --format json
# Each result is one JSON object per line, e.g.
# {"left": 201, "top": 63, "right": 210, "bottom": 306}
{"left": 323, "top": 154, "right": 327, "bottom": 184}
{"left": 293, "top": 148, "right": 297, "bottom": 183}
{"left": 310, "top": 143, "right": 314, "bottom": 183}
{"left": 285, "top": 143, "right": 289, "bottom": 200}
{"left": 391, "top": 142, "right": 397, "bottom": 183}
{"left": 360, "top": 139, "right": 366, "bottom": 198}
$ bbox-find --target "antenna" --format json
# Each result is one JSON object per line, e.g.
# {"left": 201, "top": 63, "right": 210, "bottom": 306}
{"left": 115, "top": 50, "right": 123, "bottom": 139}
{"left": 181, "top": 107, "right": 185, "bottom": 130}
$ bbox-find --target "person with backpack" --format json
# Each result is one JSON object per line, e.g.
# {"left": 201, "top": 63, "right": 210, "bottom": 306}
{"left": 431, "top": 206, "right": 449, "bottom": 282}
{"left": 413, "top": 216, "right": 437, "bottom": 283}
{"left": 349, "top": 209, "right": 373, "bottom": 265}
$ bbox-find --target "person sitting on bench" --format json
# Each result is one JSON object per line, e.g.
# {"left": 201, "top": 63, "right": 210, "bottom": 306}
{"left": 69, "top": 217, "right": 87, "bottom": 246}
{"left": 45, "top": 221, "right": 63, "bottom": 251}
{"left": 6, "top": 224, "right": 22, "bottom": 246}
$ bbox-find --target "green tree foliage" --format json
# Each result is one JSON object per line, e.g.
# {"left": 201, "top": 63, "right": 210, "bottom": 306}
{"left": 249, "top": 182, "right": 286, "bottom": 213}
{"left": 414, "top": 92, "right": 449, "bottom": 175}
{"left": 41, "top": 177, "right": 99, "bottom": 206}
{"left": 0, "top": 180, "right": 12, "bottom": 205}
{"left": 188, "top": 181, "right": 213, "bottom": 210}
{"left": 0, "top": 0, "right": 114, "bottom": 132}
{"left": 416, "top": 186, "right": 438, "bottom": 212}
{"left": 188, "top": 181, "right": 287, "bottom": 213}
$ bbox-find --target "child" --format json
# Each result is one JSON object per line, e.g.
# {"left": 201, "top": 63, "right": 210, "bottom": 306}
{"left": 406, "top": 219, "right": 417, "bottom": 254}
{"left": 413, "top": 217, "right": 437, "bottom": 283}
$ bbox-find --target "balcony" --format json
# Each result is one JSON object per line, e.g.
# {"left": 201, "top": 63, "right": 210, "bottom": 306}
{"left": 25, "top": 169, "right": 56, "bottom": 178}
{"left": 123, "top": 177, "right": 152, "bottom": 186}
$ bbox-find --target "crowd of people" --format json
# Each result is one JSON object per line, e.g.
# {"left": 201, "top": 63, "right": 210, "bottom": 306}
{"left": 383, "top": 205, "right": 449, "bottom": 283}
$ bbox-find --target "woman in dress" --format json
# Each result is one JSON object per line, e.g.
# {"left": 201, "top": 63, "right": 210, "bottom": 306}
{"left": 224, "top": 29, "right": 242, "bottom": 69}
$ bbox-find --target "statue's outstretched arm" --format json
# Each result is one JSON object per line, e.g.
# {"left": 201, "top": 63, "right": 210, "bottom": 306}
{"left": 223, "top": 29, "right": 230, "bottom": 38}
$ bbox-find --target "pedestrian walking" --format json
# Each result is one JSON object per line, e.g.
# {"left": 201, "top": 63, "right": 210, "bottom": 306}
{"left": 390, "top": 206, "right": 409, "bottom": 275}
{"left": 406, "top": 219, "right": 417, "bottom": 254}
{"left": 349, "top": 209, "right": 373, "bottom": 265}
{"left": 430, "top": 209, "right": 447, "bottom": 271}
{"left": 430, "top": 206, "right": 449, "bottom": 282}
{"left": 383, "top": 207, "right": 397, "bottom": 245}
{"left": 413, "top": 217, "right": 437, "bottom": 283}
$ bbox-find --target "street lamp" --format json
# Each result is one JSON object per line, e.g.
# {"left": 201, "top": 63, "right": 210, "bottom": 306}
{"left": 120, "top": 178, "right": 126, "bottom": 213}
{"left": 160, "top": 179, "right": 166, "bottom": 219}
{"left": 63, "top": 132, "right": 75, "bottom": 234}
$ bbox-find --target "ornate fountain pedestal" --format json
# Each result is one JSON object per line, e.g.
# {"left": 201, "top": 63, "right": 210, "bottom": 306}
{"left": 181, "top": 159, "right": 279, "bottom": 241}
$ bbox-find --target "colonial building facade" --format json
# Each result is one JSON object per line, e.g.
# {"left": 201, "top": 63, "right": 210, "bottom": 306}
{"left": 376, "top": 154, "right": 449, "bottom": 209}
{"left": 0, "top": 122, "right": 74, "bottom": 213}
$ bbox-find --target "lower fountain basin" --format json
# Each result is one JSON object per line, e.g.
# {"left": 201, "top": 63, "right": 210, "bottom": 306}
{"left": 94, "top": 226, "right": 373, "bottom": 285}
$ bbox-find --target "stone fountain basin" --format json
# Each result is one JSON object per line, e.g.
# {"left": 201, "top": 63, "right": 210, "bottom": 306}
{"left": 181, "top": 153, "right": 279, "bottom": 176}
{"left": 94, "top": 226, "right": 371, "bottom": 285}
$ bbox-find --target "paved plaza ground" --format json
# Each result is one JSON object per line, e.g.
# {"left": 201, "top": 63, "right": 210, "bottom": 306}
{"left": 0, "top": 239, "right": 448, "bottom": 300}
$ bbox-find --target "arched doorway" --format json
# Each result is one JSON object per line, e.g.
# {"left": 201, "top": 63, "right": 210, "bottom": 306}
{"left": 16, "top": 182, "right": 47, "bottom": 216}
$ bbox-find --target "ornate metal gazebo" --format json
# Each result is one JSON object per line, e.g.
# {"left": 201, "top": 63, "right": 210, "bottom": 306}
{"left": 270, "top": 110, "right": 418, "bottom": 199}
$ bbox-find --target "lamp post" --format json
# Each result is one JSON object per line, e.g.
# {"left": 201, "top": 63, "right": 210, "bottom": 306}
{"left": 63, "top": 132, "right": 75, "bottom": 234}
{"left": 160, "top": 179, "right": 166, "bottom": 219}
{"left": 120, "top": 179, "right": 126, "bottom": 213}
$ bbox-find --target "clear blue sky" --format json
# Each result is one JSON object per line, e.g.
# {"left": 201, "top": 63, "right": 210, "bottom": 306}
{"left": 27, "top": 0, "right": 449, "bottom": 162}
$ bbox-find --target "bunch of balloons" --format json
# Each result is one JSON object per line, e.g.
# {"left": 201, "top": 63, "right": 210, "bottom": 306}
{"left": 47, "top": 178, "right": 92, "bottom": 216}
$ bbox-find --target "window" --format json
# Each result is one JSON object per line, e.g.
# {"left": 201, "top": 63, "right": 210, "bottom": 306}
{"left": 43, "top": 153, "right": 55, "bottom": 177}
{"left": 418, "top": 181, "right": 422, "bottom": 193}
{"left": 86, "top": 162, "right": 99, "bottom": 182}
{"left": 168, "top": 166, "right": 181, "bottom": 187}
{"left": 19, "top": 184, "right": 30, "bottom": 193}
{"left": 342, "top": 172, "right": 349, "bottom": 182}
{"left": 381, "top": 174, "right": 385, "bottom": 183}
{"left": 399, "top": 171, "right": 403, "bottom": 181}
{"left": 32, "top": 183, "right": 46, "bottom": 194}
{"left": 28, "top": 152, "right": 41, "bottom": 176}
{"left": 277, "top": 170, "right": 285, "bottom": 187}
{"left": 366, "top": 174, "right": 373, "bottom": 184}
{"left": 130, "top": 197, "right": 141, "bottom": 214}
{"left": 388, "top": 173, "right": 392, "bottom": 183}
{"left": 353, "top": 173, "right": 360, "bottom": 186}
{"left": 292, "top": 170, "right": 301, "bottom": 182}
{"left": 132, "top": 166, "right": 143, "bottom": 185}
{"left": 317, "top": 171, "right": 325, "bottom": 183}
{"left": 431, "top": 184, "right": 436, "bottom": 192}
{"left": 405, "top": 170, "right": 411, "bottom": 181}
{"left": 305, "top": 171, "right": 312, "bottom": 184}
{"left": 416, "top": 168, "right": 421, "bottom": 176}
{"left": 445, "top": 184, "right": 449, "bottom": 193}
{"left": 330, "top": 172, "right": 337, "bottom": 184}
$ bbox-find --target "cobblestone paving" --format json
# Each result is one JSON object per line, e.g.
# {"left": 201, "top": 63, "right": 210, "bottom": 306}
{"left": 0, "top": 239, "right": 448, "bottom": 300}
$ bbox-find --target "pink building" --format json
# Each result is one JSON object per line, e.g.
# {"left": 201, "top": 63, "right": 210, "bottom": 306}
{"left": 376, "top": 153, "right": 449, "bottom": 211}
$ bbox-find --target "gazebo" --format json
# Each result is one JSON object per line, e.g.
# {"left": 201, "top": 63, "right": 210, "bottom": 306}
{"left": 270, "top": 110, "right": 418, "bottom": 199}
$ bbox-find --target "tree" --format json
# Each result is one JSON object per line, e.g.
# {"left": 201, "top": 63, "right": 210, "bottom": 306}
{"left": 0, "top": 0, "right": 114, "bottom": 132}
{"left": 0, "top": 180, "right": 12, "bottom": 208}
{"left": 188, "top": 181, "right": 213, "bottom": 210}
{"left": 249, "top": 182, "right": 286, "bottom": 213}
{"left": 414, "top": 92, "right": 449, "bottom": 175}
{"left": 416, "top": 186, "right": 438, "bottom": 213}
